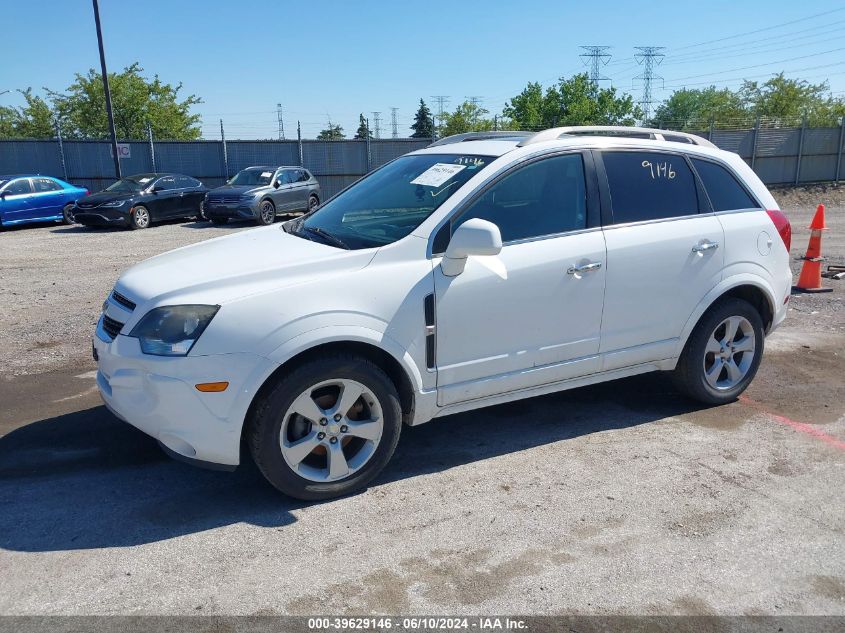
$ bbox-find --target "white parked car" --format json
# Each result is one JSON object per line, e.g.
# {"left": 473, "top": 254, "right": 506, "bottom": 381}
{"left": 94, "top": 126, "right": 792, "bottom": 499}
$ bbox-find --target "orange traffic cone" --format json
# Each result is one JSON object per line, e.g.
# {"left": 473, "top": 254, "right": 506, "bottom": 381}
{"left": 793, "top": 204, "right": 833, "bottom": 294}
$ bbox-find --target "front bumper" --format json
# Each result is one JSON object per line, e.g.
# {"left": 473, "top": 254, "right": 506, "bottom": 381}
{"left": 204, "top": 200, "right": 259, "bottom": 221}
{"left": 93, "top": 327, "right": 276, "bottom": 467}
{"left": 75, "top": 207, "right": 130, "bottom": 227}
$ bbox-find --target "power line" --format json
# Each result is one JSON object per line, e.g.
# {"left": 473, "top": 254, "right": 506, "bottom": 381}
{"left": 634, "top": 46, "right": 665, "bottom": 123}
{"left": 672, "top": 7, "right": 845, "bottom": 52}
{"left": 580, "top": 46, "right": 611, "bottom": 86}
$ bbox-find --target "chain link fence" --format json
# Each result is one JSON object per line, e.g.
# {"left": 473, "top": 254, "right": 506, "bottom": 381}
{"left": 1, "top": 118, "right": 844, "bottom": 193}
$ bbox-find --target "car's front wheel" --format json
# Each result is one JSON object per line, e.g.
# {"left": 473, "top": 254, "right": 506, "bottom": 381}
{"left": 62, "top": 203, "right": 76, "bottom": 225}
{"left": 130, "top": 205, "right": 151, "bottom": 230}
{"left": 308, "top": 194, "right": 319, "bottom": 212}
{"left": 671, "top": 297, "right": 764, "bottom": 405}
{"left": 248, "top": 354, "right": 402, "bottom": 500}
{"left": 256, "top": 199, "right": 276, "bottom": 225}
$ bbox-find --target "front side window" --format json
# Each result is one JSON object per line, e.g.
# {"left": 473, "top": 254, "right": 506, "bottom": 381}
{"left": 33, "top": 178, "right": 62, "bottom": 192}
{"left": 295, "top": 153, "right": 494, "bottom": 249}
{"left": 454, "top": 153, "right": 587, "bottom": 242}
{"left": 603, "top": 151, "right": 699, "bottom": 224}
{"left": 5, "top": 179, "right": 33, "bottom": 195}
{"left": 691, "top": 158, "right": 759, "bottom": 211}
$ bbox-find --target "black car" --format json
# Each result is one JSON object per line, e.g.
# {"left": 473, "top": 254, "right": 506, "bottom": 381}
{"left": 74, "top": 173, "right": 209, "bottom": 230}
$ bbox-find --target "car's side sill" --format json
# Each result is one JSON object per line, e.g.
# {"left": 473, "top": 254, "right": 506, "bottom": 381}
{"left": 431, "top": 358, "right": 676, "bottom": 419}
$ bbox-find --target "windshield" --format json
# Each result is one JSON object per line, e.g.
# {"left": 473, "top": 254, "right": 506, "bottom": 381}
{"left": 228, "top": 168, "right": 275, "bottom": 186}
{"left": 105, "top": 177, "right": 151, "bottom": 192}
{"left": 296, "top": 153, "right": 494, "bottom": 249}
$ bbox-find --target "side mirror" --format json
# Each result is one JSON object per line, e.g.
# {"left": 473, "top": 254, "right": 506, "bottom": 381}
{"left": 273, "top": 180, "right": 281, "bottom": 189}
{"left": 441, "top": 218, "right": 502, "bottom": 277}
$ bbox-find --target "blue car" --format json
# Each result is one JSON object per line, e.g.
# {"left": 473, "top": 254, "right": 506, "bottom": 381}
{"left": 0, "top": 174, "right": 89, "bottom": 227}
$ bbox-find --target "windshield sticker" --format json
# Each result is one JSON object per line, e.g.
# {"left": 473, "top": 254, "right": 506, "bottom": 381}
{"left": 138, "top": 177, "right": 152, "bottom": 183}
{"left": 410, "top": 163, "right": 467, "bottom": 187}
{"left": 260, "top": 171, "right": 272, "bottom": 178}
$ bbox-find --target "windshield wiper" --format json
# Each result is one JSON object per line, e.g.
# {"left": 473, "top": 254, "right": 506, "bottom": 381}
{"left": 302, "top": 226, "right": 351, "bottom": 250}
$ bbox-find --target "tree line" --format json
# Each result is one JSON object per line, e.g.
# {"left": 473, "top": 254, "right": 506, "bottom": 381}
{"left": 2, "top": 63, "right": 844, "bottom": 141}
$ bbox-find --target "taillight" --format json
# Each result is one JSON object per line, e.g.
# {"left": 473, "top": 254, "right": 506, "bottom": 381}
{"left": 766, "top": 209, "right": 791, "bottom": 252}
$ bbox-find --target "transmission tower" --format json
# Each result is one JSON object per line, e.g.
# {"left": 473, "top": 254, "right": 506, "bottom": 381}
{"left": 430, "top": 95, "right": 449, "bottom": 135}
{"left": 579, "top": 46, "right": 611, "bottom": 86}
{"left": 466, "top": 96, "right": 483, "bottom": 126}
{"left": 371, "top": 111, "right": 382, "bottom": 139}
{"left": 276, "top": 103, "right": 285, "bottom": 140}
{"left": 390, "top": 107, "right": 399, "bottom": 139}
{"left": 633, "top": 46, "right": 665, "bottom": 123}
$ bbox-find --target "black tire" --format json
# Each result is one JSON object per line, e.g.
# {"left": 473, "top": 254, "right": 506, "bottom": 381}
{"left": 248, "top": 354, "right": 402, "bottom": 500}
{"left": 671, "top": 297, "right": 764, "bottom": 405}
{"left": 62, "top": 203, "right": 76, "bottom": 225}
{"left": 129, "top": 205, "right": 151, "bottom": 230}
{"left": 256, "top": 199, "right": 275, "bottom": 225}
{"left": 308, "top": 194, "right": 319, "bottom": 212}
{"left": 209, "top": 216, "right": 228, "bottom": 225}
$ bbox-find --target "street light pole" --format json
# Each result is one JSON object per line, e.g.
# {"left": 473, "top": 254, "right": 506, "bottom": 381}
{"left": 92, "top": 0, "right": 121, "bottom": 179}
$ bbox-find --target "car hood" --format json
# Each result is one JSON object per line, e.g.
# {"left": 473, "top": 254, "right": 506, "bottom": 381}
{"left": 208, "top": 184, "right": 266, "bottom": 196}
{"left": 114, "top": 225, "right": 376, "bottom": 308}
{"left": 77, "top": 191, "right": 136, "bottom": 207}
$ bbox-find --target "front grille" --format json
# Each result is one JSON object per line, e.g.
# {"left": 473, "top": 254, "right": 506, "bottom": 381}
{"left": 208, "top": 194, "right": 242, "bottom": 204}
{"left": 102, "top": 315, "right": 124, "bottom": 340}
{"left": 111, "top": 290, "right": 136, "bottom": 311}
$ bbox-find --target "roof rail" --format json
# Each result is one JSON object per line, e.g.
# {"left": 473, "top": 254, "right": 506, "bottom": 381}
{"left": 517, "top": 126, "right": 717, "bottom": 148}
{"left": 428, "top": 131, "right": 533, "bottom": 147}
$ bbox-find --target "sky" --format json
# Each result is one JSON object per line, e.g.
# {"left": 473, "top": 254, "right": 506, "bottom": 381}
{"left": 2, "top": 0, "right": 845, "bottom": 139}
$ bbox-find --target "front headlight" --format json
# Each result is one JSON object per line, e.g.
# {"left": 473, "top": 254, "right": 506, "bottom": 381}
{"left": 129, "top": 305, "right": 219, "bottom": 356}
{"left": 101, "top": 199, "right": 128, "bottom": 207}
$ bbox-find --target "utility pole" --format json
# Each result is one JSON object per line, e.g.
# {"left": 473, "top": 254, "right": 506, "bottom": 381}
{"left": 634, "top": 46, "right": 665, "bottom": 124}
{"left": 92, "top": 0, "right": 121, "bottom": 179}
{"left": 220, "top": 119, "right": 229, "bottom": 179}
{"left": 390, "top": 107, "right": 399, "bottom": 139}
{"left": 276, "top": 103, "right": 285, "bottom": 140}
{"left": 54, "top": 116, "right": 68, "bottom": 182}
{"left": 580, "top": 46, "right": 611, "bottom": 86}
{"left": 371, "top": 111, "right": 382, "bottom": 139}
{"left": 147, "top": 121, "right": 155, "bottom": 172}
{"left": 430, "top": 95, "right": 449, "bottom": 138}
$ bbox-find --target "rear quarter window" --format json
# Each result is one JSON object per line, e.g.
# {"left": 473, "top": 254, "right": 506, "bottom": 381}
{"left": 691, "top": 158, "right": 760, "bottom": 211}
{"left": 602, "top": 151, "right": 700, "bottom": 224}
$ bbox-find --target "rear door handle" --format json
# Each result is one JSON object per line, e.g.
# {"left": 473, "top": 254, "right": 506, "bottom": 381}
{"left": 567, "top": 262, "right": 602, "bottom": 275}
{"left": 692, "top": 241, "right": 719, "bottom": 253}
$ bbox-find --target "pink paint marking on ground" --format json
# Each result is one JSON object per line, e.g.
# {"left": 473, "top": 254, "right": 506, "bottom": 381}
{"left": 739, "top": 395, "right": 845, "bottom": 451}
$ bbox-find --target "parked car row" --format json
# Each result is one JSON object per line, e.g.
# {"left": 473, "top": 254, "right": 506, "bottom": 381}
{"left": 0, "top": 166, "right": 321, "bottom": 230}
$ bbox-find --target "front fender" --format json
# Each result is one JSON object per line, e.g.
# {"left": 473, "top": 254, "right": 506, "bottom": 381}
{"left": 673, "top": 272, "right": 778, "bottom": 360}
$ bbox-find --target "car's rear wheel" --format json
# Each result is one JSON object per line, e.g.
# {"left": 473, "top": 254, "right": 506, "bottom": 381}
{"left": 62, "top": 203, "right": 76, "bottom": 225}
{"left": 248, "top": 354, "right": 402, "bottom": 500}
{"left": 308, "top": 194, "right": 319, "bottom": 212}
{"left": 257, "top": 199, "right": 275, "bottom": 225}
{"left": 130, "top": 206, "right": 151, "bottom": 230}
{"left": 209, "top": 216, "right": 228, "bottom": 225}
{"left": 671, "top": 297, "right": 764, "bottom": 405}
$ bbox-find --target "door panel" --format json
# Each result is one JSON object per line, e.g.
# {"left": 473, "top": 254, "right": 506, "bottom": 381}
{"left": 271, "top": 170, "right": 299, "bottom": 211}
{"left": 148, "top": 177, "right": 180, "bottom": 218}
{"left": 434, "top": 231, "right": 606, "bottom": 406}
{"left": 0, "top": 179, "right": 34, "bottom": 223}
{"left": 30, "top": 178, "right": 65, "bottom": 219}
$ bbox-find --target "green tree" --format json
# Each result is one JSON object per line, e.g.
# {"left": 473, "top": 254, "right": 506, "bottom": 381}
{"left": 439, "top": 101, "right": 495, "bottom": 137}
{"left": 47, "top": 63, "right": 201, "bottom": 139}
{"left": 504, "top": 74, "right": 641, "bottom": 129}
{"left": 650, "top": 87, "right": 748, "bottom": 130}
{"left": 410, "top": 98, "right": 434, "bottom": 138}
{"left": 738, "top": 73, "right": 845, "bottom": 126}
{"left": 0, "top": 89, "right": 55, "bottom": 138}
{"left": 353, "top": 113, "right": 371, "bottom": 139}
{"left": 317, "top": 123, "right": 345, "bottom": 140}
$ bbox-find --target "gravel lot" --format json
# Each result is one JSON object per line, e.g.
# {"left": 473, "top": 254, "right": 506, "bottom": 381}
{"left": 0, "top": 188, "right": 843, "bottom": 616}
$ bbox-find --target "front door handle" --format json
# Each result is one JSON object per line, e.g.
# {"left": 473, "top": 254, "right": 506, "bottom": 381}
{"left": 692, "top": 240, "right": 719, "bottom": 253}
{"left": 567, "top": 262, "right": 603, "bottom": 275}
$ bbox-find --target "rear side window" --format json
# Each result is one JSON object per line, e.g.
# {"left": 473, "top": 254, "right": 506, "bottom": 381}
{"left": 455, "top": 153, "right": 587, "bottom": 242}
{"left": 602, "top": 151, "right": 699, "bottom": 224}
{"left": 155, "top": 177, "right": 177, "bottom": 191}
{"left": 691, "top": 159, "right": 759, "bottom": 211}
{"left": 33, "top": 178, "right": 62, "bottom": 192}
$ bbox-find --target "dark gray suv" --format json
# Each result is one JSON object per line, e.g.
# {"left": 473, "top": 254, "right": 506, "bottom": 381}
{"left": 204, "top": 166, "right": 321, "bottom": 225}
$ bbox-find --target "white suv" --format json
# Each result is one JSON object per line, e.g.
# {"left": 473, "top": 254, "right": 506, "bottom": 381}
{"left": 93, "top": 126, "right": 792, "bottom": 499}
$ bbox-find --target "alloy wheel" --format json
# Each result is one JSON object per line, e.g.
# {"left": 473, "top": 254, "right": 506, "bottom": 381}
{"left": 702, "top": 315, "right": 756, "bottom": 390}
{"left": 133, "top": 207, "right": 150, "bottom": 228}
{"left": 260, "top": 201, "right": 275, "bottom": 223}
